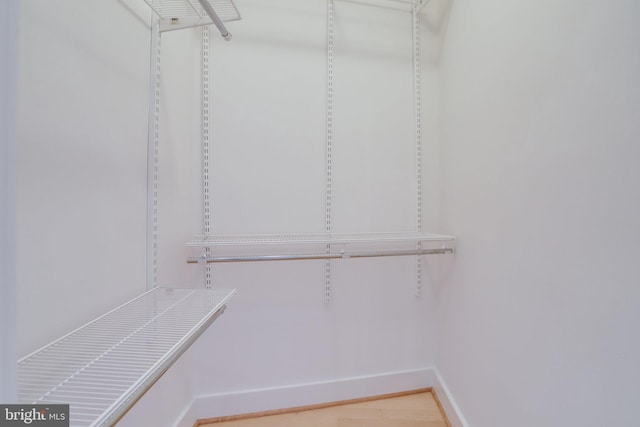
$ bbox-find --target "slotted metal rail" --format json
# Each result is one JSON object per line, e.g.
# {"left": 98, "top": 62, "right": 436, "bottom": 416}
{"left": 17, "top": 287, "right": 235, "bottom": 427}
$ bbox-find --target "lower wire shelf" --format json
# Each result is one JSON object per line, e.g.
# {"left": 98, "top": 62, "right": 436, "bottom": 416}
{"left": 17, "top": 287, "right": 236, "bottom": 427}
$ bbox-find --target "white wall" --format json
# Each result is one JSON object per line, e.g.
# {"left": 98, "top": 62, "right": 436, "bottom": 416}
{"left": 0, "top": 0, "right": 19, "bottom": 404}
{"left": 14, "top": 0, "right": 640, "bottom": 425}
{"left": 150, "top": 0, "right": 442, "bottom": 420}
{"left": 16, "top": 0, "right": 152, "bottom": 356}
{"left": 437, "top": 1, "right": 640, "bottom": 426}
{"left": 15, "top": 0, "right": 442, "bottom": 424}
{"left": 155, "top": 26, "right": 205, "bottom": 288}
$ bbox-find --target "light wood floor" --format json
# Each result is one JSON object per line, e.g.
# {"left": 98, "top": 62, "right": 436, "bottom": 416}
{"left": 198, "top": 391, "right": 448, "bottom": 427}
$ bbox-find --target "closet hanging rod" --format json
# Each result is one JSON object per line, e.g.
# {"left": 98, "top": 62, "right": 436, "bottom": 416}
{"left": 187, "top": 247, "right": 454, "bottom": 264}
{"left": 196, "top": 0, "right": 232, "bottom": 40}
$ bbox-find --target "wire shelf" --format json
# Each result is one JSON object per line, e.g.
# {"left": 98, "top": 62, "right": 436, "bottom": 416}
{"left": 187, "top": 232, "right": 456, "bottom": 247}
{"left": 17, "top": 287, "right": 235, "bottom": 427}
{"left": 143, "top": 0, "right": 241, "bottom": 31}
{"left": 186, "top": 232, "right": 456, "bottom": 264}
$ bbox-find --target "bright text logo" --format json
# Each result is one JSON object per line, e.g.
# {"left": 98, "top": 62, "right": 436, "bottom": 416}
{"left": 0, "top": 405, "right": 68, "bottom": 426}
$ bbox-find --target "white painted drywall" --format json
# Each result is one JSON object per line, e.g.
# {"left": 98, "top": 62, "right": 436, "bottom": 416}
{"left": 0, "top": 0, "right": 19, "bottom": 404}
{"left": 154, "top": 26, "right": 208, "bottom": 289}
{"left": 16, "top": 0, "right": 152, "bottom": 356}
{"left": 15, "top": 0, "right": 640, "bottom": 425}
{"left": 15, "top": 0, "right": 440, "bottom": 423}
{"left": 150, "top": 0, "right": 443, "bottom": 420}
{"left": 437, "top": 1, "right": 640, "bottom": 426}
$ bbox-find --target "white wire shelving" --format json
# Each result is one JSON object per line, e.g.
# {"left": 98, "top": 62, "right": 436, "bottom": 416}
{"left": 335, "top": 0, "right": 432, "bottom": 12}
{"left": 142, "top": 0, "right": 241, "bottom": 34}
{"left": 17, "top": 287, "right": 235, "bottom": 427}
{"left": 188, "top": 232, "right": 453, "bottom": 246}
{"left": 186, "top": 232, "right": 455, "bottom": 263}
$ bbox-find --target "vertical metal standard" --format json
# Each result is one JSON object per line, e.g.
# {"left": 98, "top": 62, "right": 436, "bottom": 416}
{"left": 202, "top": 26, "right": 213, "bottom": 289}
{"left": 325, "top": 0, "right": 335, "bottom": 304}
{"left": 412, "top": 0, "right": 423, "bottom": 296}
{"left": 147, "top": 18, "right": 161, "bottom": 290}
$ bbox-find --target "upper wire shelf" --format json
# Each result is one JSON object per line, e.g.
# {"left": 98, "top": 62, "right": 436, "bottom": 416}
{"left": 143, "top": 0, "right": 241, "bottom": 32}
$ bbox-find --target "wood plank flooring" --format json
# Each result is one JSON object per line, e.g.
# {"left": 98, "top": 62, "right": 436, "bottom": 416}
{"left": 198, "top": 391, "right": 448, "bottom": 427}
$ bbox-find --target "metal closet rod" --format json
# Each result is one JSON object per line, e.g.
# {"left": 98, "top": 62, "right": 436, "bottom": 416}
{"left": 197, "top": 0, "right": 232, "bottom": 41}
{"left": 187, "top": 247, "right": 454, "bottom": 264}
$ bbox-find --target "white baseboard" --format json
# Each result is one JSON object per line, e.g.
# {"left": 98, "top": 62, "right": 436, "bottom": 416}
{"left": 177, "top": 367, "right": 436, "bottom": 426}
{"left": 175, "top": 367, "right": 471, "bottom": 427}
{"left": 432, "top": 368, "right": 470, "bottom": 427}
{"left": 173, "top": 403, "right": 198, "bottom": 427}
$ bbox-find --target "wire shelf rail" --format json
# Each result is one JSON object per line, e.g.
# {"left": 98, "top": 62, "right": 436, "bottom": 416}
{"left": 17, "top": 287, "right": 235, "bottom": 427}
